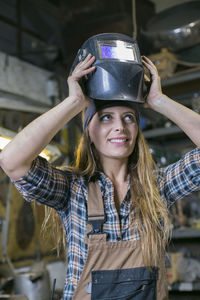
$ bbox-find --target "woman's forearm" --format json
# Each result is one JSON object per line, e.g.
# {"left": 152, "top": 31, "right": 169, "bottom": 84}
{"left": 142, "top": 56, "right": 200, "bottom": 148}
{"left": 0, "top": 95, "right": 84, "bottom": 180}
{"left": 0, "top": 54, "right": 95, "bottom": 180}
{"left": 150, "top": 94, "right": 200, "bottom": 148}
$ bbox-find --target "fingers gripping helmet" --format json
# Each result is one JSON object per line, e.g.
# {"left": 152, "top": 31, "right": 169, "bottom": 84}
{"left": 70, "top": 33, "right": 146, "bottom": 103}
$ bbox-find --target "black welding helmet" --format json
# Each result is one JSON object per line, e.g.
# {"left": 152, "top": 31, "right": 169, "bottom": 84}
{"left": 70, "top": 33, "right": 146, "bottom": 103}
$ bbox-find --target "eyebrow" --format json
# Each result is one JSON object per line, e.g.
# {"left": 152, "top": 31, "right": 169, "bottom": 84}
{"left": 98, "top": 111, "right": 136, "bottom": 116}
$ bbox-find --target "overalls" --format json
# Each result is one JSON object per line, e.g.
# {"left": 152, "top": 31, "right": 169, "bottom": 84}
{"left": 72, "top": 182, "right": 168, "bottom": 300}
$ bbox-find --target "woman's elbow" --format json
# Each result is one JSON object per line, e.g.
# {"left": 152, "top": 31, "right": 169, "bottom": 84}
{"left": 0, "top": 150, "right": 14, "bottom": 177}
{"left": 0, "top": 150, "right": 29, "bottom": 180}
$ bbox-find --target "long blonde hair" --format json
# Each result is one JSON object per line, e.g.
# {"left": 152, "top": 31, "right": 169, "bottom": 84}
{"left": 42, "top": 127, "right": 171, "bottom": 266}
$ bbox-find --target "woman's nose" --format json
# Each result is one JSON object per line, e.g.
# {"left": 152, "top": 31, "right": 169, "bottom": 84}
{"left": 114, "top": 118, "right": 125, "bottom": 131}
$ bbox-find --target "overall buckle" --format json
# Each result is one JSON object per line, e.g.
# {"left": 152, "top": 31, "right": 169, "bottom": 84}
{"left": 87, "top": 216, "right": 106, "bottom": 238}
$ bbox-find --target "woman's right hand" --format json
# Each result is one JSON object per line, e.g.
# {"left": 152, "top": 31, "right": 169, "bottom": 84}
{"left": 67, "top": 53, "right": 96, "bottom": 108}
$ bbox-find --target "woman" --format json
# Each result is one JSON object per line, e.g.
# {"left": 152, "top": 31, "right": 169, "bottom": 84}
{"left": 0, "top": 53, "right": 200, "bottom": 300}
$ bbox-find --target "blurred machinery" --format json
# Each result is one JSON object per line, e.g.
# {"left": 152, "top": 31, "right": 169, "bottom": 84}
{"left": 142, "top": 1, "right": 200, "bottom": 53}
{"left": 142, "top": 1, "right": 200, "bottom": 82}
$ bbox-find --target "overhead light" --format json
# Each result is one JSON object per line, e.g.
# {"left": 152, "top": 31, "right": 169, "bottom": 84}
{"left": 0, "top": 128, "right": 61, "bottom": 163}
{"left": 0, "top": 136, "right": 12, "bottom": 150}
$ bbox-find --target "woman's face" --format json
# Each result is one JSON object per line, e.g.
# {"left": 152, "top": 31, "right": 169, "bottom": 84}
{"left": 88, "top": 106, "right": 138, "bottom": 163}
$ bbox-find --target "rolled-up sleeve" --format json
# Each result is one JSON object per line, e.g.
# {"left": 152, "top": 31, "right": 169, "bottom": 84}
{"left": 13, "top": 156, "right": 70, "bottom": 211}
{"left": 158, "top": 147, "right": 200, "bottom": 207}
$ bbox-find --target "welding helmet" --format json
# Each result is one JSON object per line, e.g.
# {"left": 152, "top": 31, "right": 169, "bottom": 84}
{"left": 70, "top": 33, "right": 146, "bottom": 103}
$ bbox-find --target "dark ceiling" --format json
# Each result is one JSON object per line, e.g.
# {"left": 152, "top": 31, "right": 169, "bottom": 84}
{"left": 0, "top": 0, "right": 155, "bottom": 75}
{"left": 58, "top": 0, "right": 155, "bottom": 66}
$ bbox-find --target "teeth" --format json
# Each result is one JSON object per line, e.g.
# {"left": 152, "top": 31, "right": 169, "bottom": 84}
{"left": 110, "top": 139, "right": 126, "bottom": 142}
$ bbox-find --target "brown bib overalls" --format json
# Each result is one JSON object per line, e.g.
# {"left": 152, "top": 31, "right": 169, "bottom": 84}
{"left": 72, "top": 182, "right": 168, "bottom": 300}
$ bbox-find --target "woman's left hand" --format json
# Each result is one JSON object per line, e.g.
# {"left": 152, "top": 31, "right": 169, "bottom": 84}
{"left": 142, "top": 56, "right": 163, "bottom": 109}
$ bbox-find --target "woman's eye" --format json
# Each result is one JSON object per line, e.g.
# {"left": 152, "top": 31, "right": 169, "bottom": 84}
{"left": 100, "top": 114, "right": 111, "bottom": 121}
{"left": 124, "top": 114, "right": 135, "bottom": 122}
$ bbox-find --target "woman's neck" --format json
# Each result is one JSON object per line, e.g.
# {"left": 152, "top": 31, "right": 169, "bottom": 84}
{"left": 101, "top": 157, "right": 128, "bottom": 184}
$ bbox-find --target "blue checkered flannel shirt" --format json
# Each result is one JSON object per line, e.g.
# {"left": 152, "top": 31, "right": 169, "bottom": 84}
{"left": 14, "top": 147, "right": 200, "bottom": 300}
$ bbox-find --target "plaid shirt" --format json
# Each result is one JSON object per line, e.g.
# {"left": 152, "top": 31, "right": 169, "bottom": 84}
{"left": 14, "top": 147, "right": 200, "bottom": 300}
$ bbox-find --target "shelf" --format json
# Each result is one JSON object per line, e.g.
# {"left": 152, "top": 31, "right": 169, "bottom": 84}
{"left": 162, "top": 67, "right": 200, "bottom": 87}
{"left": 171, "top": 229, "right": 200, "bottom": 239}
{"left": 143, "top": 126, "right": 182, "bottom": 139}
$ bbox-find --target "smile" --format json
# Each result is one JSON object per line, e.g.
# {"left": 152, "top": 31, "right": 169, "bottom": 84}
{"left": 109, "top": 138, "right": 128, "bottom": 143}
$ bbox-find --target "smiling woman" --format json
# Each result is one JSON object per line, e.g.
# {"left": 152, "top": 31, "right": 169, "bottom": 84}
{"left": 1, "top": 33, "right": 200, "bottom": 300}
{"left": 88, "top": 106, "right": 138, "bottom": 164}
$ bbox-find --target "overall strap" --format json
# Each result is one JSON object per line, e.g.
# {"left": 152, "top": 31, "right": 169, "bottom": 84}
{"left": 87, "top": 181, "right": 106, "bottom": 237}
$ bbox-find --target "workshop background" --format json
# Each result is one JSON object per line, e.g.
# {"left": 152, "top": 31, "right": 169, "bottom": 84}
{"left": 0, "top": 0, "right": 200, "bottom": 299}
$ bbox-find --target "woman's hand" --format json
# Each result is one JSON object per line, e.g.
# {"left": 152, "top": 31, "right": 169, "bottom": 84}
{"left": 67, "top": 53, "right": 96, "bottom": 108}
{"left": 142, "top": 56, "right": 163, "bottom": 109}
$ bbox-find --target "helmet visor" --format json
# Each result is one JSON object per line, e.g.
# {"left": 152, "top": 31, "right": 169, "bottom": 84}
{"left": 98, "top": 40, "right": 139, "bottom": 62}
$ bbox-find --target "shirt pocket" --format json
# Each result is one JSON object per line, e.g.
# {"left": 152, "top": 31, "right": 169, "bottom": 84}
{"left": 91, "top": 267, "right": 158, "bottom": 300}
